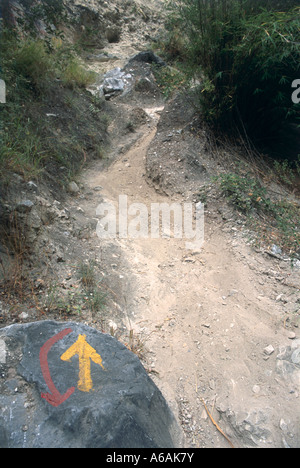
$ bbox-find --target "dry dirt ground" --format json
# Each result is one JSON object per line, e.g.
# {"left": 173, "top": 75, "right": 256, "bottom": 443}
{"left": 71, "top": 89, "right": 300, "bottom": 448}
{"left": 59, "top": 4, "right": 300, "bottom": 447}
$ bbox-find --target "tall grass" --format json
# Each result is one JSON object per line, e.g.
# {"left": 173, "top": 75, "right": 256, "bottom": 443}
{"left": 0, "top": 115, "right": 45, "bottom": 178}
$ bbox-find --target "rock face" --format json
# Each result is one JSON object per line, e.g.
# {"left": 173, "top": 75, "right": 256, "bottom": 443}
{"left": 0, "top": 321, "right": 182, "bottom": 448}
{"left": 128, "top": 51, "right": 166, "bottom": 67}
{"left": 98, "top": 67, "right": 134, "bottom": 99}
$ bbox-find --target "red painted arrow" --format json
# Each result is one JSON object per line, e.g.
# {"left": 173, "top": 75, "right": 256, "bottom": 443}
{"left": 39, "top": 328, "right": 75, "bottom": 407}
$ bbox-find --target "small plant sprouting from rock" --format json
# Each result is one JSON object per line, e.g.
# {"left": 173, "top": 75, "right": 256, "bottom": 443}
{"left": 77, "top": 260, "right": 96, "bottom": 289}
{"left": 40, "top": 261, "right": 106, "bottom": 319}
{"left": 77, "top": 261, "right": 107, "bottom": 315}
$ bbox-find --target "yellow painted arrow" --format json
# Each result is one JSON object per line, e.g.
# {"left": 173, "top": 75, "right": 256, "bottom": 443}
{"left": 60, "top": 334, "right": 105, "bottom": 392}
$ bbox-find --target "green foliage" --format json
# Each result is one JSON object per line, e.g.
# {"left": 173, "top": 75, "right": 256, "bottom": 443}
{"left": 13, "top": 39, "right": 55, "bottom": 91}
{"left": 0, "top": 114, "right": 44, "bottom": 178}
{"left": 231, "top": 8, "right": 300, "bottom": 142}
{"left": 273, "top": 159, "right": 297, "bottom": 186}
{"left": 0, "top": 29, "right": 96, "bottom": 94}
{"left": 217, "top": 172, "right": 300, "bottom": 254}
{"left": 218, "top": 173, "right": 270, "bottom": 214}
{"left": 77, "top": 261, "right": 97, "bottom": 289}
{"left": 76, "top": 261, "right": 107, "bottom": 316}
{"left": 154, "top": 4, "right": 188, "bottom": 61}
{"left": 61, "top": 57, "right": 96, "bottom": 89}
{"left": 0, "top": 28, "right": 103, "bottom": 180}
{"left": 43, "top": 261, "right": 106, "bottom": 318}
{"left": 166, "top": 1, "right": 300, "bottom": 146}
{"left": 152, "top": 63, "right": 191, "bottom": 99}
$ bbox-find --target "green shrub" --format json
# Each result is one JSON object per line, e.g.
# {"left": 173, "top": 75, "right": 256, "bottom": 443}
{"left": 217, "top": 172, "right": 300, "bottom": 254}
{"left": 13, "top": 39, "right": 54, "bottom": 91}
{"left": 61, "top": 58, "right": 96, "bottom": 89}
{"left": 218, "top": 173, "right": 269, "bottom": 214}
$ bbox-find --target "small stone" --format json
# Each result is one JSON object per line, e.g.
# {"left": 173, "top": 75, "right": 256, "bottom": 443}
{"left": 282, "top": 437, "right": 291, "bottom": 449}
{"left": 19, "top": 312, "right": 29, "bottom": 320}
{"left": 287, "top": 331, "right": 296, "bottom": 340}
{"left": 229, "top": 289, "right": 238, "bottom": 296}
{"left": 209, "top": 379, "right": 215, "bottom": 390}
{"left": 68, "top": 181, "right": 80, "bottom": 195}
{"left": 27, "top": 181, "right": 38, "bottom": 192}
{"left": 264, "top": 345, "right": 275, "bottom": 356}
{"left": 277, "top": 346, "right": 287, "bottom": 359}
{"left": 271, "top": 244, "right": 282, "bottom": 256}
{"left": 183, "top": 257, "right": 195, "bottom": 264}
{"left": 291, "top": 348, "right": 300, "bottom": 365}
{"left": 0, "top": 78, "right": 6, "bottom": 103}
{"left": 201, "top": 323, "right": 210, "bottom": 329}
{"left": 279, "top": 418, "right": 288, "bottom": 433}
{"left": 16, "top": 200, "right": 34, "bottom": 213}
{"left": 0, "top": 339, "right": 7, "bottom": 364}
{"left": 252, "top": 385, "right": 260, "bottom": 394}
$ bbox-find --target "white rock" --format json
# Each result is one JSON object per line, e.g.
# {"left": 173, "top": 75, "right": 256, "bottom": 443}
{"left": 0, "top": 339, "right": 6, "bottom": 364}
{"left": 264, "top": 345, "right": 275, "bottom": 356}
{"left": 68, "top": 181, "right": 80, "bottom": 194}
{"left": 19, "top": 312, "right": 29, "bottom": 320}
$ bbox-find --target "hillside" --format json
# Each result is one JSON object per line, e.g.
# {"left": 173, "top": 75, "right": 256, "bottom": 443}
{"left": 0, "top": 0, "right": 300, "bottom": 448}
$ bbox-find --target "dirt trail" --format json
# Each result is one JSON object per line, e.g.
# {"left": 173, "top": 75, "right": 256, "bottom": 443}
{"left": 64, "top": 1, "right": 300, "bottom": 447}
{"left": 2, "top": 0, "right": 298, "bottom": 449}
{"left": 77, "top": 101, "right": 299, "bottom": 448}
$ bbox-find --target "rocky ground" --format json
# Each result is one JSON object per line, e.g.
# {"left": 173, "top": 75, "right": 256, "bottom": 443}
{"left": 0, "top": 0, "right": 299, "bottom": 449}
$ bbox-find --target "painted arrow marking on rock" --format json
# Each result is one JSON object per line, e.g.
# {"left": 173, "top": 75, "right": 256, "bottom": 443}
{"left": 40, "top": 328, "right": 75, "bottom": 407}
{"left": 60, "top": 334, "right": 105, "bottom": 393}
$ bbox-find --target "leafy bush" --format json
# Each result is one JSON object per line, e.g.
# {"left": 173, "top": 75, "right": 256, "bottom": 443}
{"left": 13, "top": 39, "right": 55, "bottom": 91}
{"left": 217, "top": 172, "right": 300, "bottom": 254}
{"left": 61, "top": 58, "right": 96, "bottom": 89}
{"left": 166, "top": 0, "right": 300, "bottom": 147}
{"left": 218, "top": 173, "right": 270, "bottom": 214}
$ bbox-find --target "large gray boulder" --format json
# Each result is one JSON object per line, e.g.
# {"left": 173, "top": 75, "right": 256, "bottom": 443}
{"left": 128, "top": 51, "right": 166, "bottom": 67}
{"left": 0, "top": 321, "right": 182, "bottom": 448}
